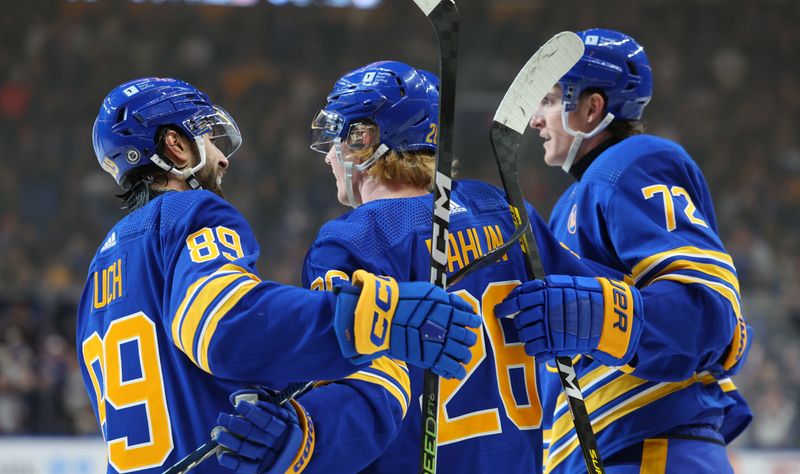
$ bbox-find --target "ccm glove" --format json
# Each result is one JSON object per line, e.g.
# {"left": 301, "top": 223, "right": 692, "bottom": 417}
{"left": 495, "top": 276, "right": 644, "bottom": 367}
{"left": 214, "top": 387, "right": 314, "bottom": 474}
{"left": 333, "top": 270, "right": 480, "bottom": 379}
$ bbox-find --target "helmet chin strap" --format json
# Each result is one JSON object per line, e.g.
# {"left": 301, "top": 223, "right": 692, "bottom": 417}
{"left": 149, "top": 135, "right": 207, "bottom": 190}
{"left": 560, "top": 108, "right": 615, "bottom": 173}
{"left": 335, "top": 137, "right": 390, "bottom": 209}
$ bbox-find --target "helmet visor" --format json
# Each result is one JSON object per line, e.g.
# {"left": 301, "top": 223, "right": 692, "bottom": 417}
{"left": 184, "top": 105, "right": 242, "bottom": 158}
{"left": 310, "top": 110, "right": 379, "bottom": 154}
{"left": 310, "top": 109, "right": 345, "bottom": 154}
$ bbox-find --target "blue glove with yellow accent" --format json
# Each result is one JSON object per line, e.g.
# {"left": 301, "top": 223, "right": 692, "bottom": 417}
{"left": 214, "top": 387, "right": 314, "bottom": 474}
{"left": 334, "top": 270, "right": 480, "bottom": 379}
{"left": 494, "top": 276, "right": 644, "bottom": 367}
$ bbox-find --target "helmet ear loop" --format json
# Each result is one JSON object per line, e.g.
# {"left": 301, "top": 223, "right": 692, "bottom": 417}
{"left": 354, "top": 143, "right": 390, "bottom": 172}
{"left": 149, "top": 135, "right": 206, "bottom": 190}
{"left": 560, "top": 105, "right": 615, "bottom": 173}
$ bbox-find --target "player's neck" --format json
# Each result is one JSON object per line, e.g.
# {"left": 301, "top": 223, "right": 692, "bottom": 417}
{"left": 359, "top": 179, "right": 427, "bottom": 204}
{"left": 158, "top": 174, "right": 192, "bottom": 192}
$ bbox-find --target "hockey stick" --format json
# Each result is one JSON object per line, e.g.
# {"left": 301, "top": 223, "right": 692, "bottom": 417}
{"left": 490, "top": 32, "right": 605, "bottom": 474}
{"left": 411, "top": 1, "right": 459, "bottom": 473}
{"left": 161, "top": 381, "right": 314, "bottom": 474}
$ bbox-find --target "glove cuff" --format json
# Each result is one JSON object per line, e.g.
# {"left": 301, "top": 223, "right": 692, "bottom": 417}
{"left": 334, "top": 270, "right": 399, "bottom": 360}
{"left": 591, "top": 278, "right": 644, "bottom": 366}
{"left": 284, "top": 399, "right": 315, "bottom": 474}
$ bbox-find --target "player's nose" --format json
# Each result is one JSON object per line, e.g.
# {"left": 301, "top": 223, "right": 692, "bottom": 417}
{"left": 529, "top": 111, "right": 545, "bottom": 129}
{"left": 218, "top": 155, "right": 229, "bottom": 169}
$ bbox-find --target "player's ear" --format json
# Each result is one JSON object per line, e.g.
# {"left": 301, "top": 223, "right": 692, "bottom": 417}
{"left": 161, "top": 129, "right": 193, "bottom": 168}
{"left": 584, "top": 92, "right": 607, "bottom": 126}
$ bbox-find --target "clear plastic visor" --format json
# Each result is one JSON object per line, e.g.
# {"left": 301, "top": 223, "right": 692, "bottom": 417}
{"left": 184, "top": 105, "right": 242, "bottom": 158}
{"left": 310, "top": 110, "right": 379, "bottom": 154}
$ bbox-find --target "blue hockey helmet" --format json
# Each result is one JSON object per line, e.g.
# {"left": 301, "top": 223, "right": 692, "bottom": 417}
{"left": 559, "top": 29, "right": 653, "bottom": 120}
{"left": 310, "top": 61, "right": 439, "bottom": 154}
{"left": 92, "top": 77, "right": 241, "bottom": 186}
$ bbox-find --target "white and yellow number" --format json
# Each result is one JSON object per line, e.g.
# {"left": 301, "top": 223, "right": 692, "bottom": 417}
{"left": 642, "top": 184, "right": 708, "bottom": 232}
{"left": 187, "top": 226, "right": 244, "bottom": 263}
{"left": 438, "top": 282, "right": 541, "bottom": 444}
{"left": 82, "top": 312, "right": 173, "bottom": 472}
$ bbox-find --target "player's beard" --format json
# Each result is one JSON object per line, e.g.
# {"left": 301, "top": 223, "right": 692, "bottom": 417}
{"left": 196, "top": 162, "right": 226, "bottom": 199}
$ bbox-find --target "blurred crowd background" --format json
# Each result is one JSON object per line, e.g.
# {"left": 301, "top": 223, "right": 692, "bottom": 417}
{"left": 0, "top": 0, "right": 798, "bottom": 450}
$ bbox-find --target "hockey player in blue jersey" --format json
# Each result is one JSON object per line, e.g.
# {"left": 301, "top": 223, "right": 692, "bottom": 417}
{"left": 494, "top": 29, "right": 753, "bottom": 473}
{"left": 78, "top": 77, "right": 482, "bottom": 474}
{"left": 215, "top": 60, "right": 648, "bottom": 473}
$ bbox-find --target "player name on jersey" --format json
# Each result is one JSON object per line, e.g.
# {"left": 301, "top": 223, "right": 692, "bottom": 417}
{"left": 92, "top": 258, "right": 123, "bottom": 310}
{"left": 424, "top": 224, "right": 509, "bottom": 274}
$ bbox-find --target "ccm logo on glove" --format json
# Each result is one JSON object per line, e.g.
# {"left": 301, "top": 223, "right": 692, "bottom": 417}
{"left": 370, "top": 276, "right": 396, "bottom": 346}
{"left": 352, "top": 271, "right": 399, "bottom": 354}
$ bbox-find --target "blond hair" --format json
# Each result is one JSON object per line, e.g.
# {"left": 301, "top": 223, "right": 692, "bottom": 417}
{"left": 351, "top": 146, "right": 436, "bottom": 191}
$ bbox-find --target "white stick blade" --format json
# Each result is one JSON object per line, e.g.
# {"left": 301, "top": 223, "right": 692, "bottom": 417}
{"left": 411, "top": 0, "right": 441, "bottom": 16}
{"left": 493, "top": 31, "right": 585, "bottom": 134}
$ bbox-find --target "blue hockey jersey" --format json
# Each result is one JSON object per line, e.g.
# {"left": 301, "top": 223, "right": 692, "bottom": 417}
{"left": 76, "top": 190, "right": 407, "bottom": 473}
{"left": 302, "top": 180, "right": 602, "bottom": 473}
{"left": 541, "top": 135, "right": 753, "bottom": 473}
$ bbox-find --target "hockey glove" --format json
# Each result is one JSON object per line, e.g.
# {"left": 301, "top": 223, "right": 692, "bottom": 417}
{"left": 333, "top": 270, "right": 480, "bottom": 379}
{"left": 495, "top": 276, "right": 644, "bottom": 367}
{"left": 214, "top": 387, "right": 314, "bottom": 474}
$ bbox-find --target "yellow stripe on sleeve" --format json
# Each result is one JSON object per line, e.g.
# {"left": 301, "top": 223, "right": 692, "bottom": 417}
{"left": 346, "top": 373, "right": 410, "bottom": 418}
{"left": 197, "top": 279, "right": 259, "bottom": 373}
{"left": 171, "top": 275, "right": 211, "bottom": 351}
{"left": 640, "top": 259, "right": 740, "bottom": 293}
{"left": 631, "top": 246, "right": 735, "bottom": 285}
{"left": 650, "top": 274, "right": 747, "bottom": 371}
{"left": 175, "top": 264, "right": 260, "bottom": 366}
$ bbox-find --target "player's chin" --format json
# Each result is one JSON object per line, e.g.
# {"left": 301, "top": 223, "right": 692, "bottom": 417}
{"left": 543, "top": 154, "right": 562, "bottom": 168}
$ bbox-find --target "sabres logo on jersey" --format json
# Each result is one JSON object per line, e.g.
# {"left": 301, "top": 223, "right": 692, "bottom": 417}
{"left": 567, "top": 204, "right": 578, "bottom": 235}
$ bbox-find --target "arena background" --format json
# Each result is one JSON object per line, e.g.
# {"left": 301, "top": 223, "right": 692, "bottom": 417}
{"left": 0, "top": 0, "right": 798, "bottom": 472}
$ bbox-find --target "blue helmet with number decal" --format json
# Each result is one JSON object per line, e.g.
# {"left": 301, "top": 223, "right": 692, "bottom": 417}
{"left": 92, "top": 77, "right": 241, "bottom": 186}
{"left": 310, "top": 61, "right": 439, "bottom": 154}
{"left": 559, "top": 29, "right": 653, "bottom": 120}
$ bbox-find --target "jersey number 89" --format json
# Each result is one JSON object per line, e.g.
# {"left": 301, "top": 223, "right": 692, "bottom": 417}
{"left": 82, "top": 313, "right": 173, "bottom": 472}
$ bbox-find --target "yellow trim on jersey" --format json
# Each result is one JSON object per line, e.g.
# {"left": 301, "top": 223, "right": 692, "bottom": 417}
{"left": 650, "top": 273, "right": 747, "bottom": 371}
{"left": 197, "top": 279, "right": 260, "bottom": 373}
{"left": 640, "top": 438, "right": 668, "bottom": 473}
{"left": 545, "top": 375, "right": 704, "bottom": 473}
{"left": 173, "top": 264, "right": 260, "bottom": 366}
{"left": 559, "top": 242, "right": 581, "bottom": 259}
{"left": 346, "top": 357, "right": 411, "bottom": 417}
{"left": 640, "top": 259, "right": 740, "bottom": 293}
{"left": 554, "top": 365, "right": 618, "bottom": 411}
{"left": 550, "top": 374, "right": 649, "bottom": 444}
{"left": 171, "top": 275, "right": 211, "bottom": 351}
{"left": 631, "top": 246, "right": 735, "bottom": 285}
